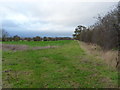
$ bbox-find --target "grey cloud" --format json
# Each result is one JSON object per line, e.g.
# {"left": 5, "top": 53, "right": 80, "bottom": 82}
{"left": 0, "top": 1, "right": 118, "bottom": 37}
{"left": 2, "top": 20, "right": 19, "bottom": 27}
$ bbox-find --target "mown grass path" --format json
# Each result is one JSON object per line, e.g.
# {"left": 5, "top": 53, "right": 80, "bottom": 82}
{"left": 2, "top": 40, "right": 118, "bottom": 88}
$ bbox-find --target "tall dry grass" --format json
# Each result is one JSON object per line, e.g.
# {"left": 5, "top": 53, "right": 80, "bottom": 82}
{"left": 79, "top": 41, "right": 118, "bottom": 69}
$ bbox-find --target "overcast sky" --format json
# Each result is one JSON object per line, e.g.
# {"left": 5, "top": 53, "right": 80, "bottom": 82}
{"left": 0, "top": 0, "right": 118, "bottom": 37}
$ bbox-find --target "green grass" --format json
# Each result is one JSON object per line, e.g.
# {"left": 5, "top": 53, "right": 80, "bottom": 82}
{"left": 2, "top": 40, "right": 72, "bottom": 47}
{"left": 2, "top": 40, "right": 118, "bottom": 88}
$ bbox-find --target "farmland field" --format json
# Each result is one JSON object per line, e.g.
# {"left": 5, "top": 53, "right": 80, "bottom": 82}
{"left": 2, "top": 40, "right": 118, "bottom": 88}
{"left": 2, "top": 40, "right": 72, "bottom": 47}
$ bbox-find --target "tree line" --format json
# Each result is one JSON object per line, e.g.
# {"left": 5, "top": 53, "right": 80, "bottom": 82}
{"left": 1, "top": 29, "right": 72, "bottom": 41}
{"left": 73, "top": 2, "right": 120, "bottom": 50}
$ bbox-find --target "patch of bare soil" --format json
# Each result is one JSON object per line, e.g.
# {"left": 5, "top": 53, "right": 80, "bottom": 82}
{"left": 32, "top": 46, "right": 58, "bottom": 50}
{"left": 2, "top": 44, "right": 29, "bottom": 51}
{"left": 2, "top": 44, "right": 58, "bottom": 51}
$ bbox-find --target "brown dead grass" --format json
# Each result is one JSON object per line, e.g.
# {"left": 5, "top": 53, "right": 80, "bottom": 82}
{"left": 2, "top": 44, "right": 58, "bottom": 51}
{"left": 78, "top": 41, "right": 118, "bottom": 68}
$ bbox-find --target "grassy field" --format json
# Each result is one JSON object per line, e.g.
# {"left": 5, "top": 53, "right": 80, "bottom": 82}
{"left": 2, "top": 40, "right": 72, "bottom": 47}
{"left": 2, "top": 40, "right": 118, "bottom": 88}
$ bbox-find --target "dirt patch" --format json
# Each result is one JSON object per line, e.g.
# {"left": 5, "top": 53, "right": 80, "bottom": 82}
{"left": 32, "top": 46, "right": 58, "bottom": 50}
{"left": 2, "top": 44, "right": 29, "bottom": 51}
{"left": 2, "top": 44, "right": 58, "bottom": 51}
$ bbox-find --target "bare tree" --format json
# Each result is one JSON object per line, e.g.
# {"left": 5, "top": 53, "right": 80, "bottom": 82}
{"left": 2, "top": 29, "right": 9, "bottom": 41}
{"left": 73, "top": 2, "right": 119, "bottom": 50}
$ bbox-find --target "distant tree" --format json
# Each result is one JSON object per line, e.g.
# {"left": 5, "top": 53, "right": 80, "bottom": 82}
{"left": 13, "top": 35, "right": 21, "bottom": 41}
{"left": 24, "top": 37, "right": 32, "bottom": 41}
{"left": 47, "top": 37, "right": 54, "bottom": 41}
{"left": 33, "top": 36, "right": 42, "bottom": 41}
{"left": 7, "top": 37, "right": 13, "bottom": 41}
{"left": 2, "top": 29, "right": 9, "bottom": 41}
{"left": 43, "top": 37, "right": 48, "bottom": 41}
{"left": 73, "top": 25, "right": 87, "bottom": 40}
